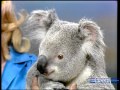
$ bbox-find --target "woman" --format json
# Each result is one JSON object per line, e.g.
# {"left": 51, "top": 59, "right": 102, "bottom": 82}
{"left": 1, "top": 1, "right": 37, "bottom": 89}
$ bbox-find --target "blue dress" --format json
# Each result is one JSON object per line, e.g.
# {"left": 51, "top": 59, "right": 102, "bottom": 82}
{"left": 2, "top": 47, "right": 37, "bottom": 89}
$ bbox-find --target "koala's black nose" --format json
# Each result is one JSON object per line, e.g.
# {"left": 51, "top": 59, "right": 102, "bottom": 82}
{"left": 37, "top": 55, "right": 47, "bottom": 74}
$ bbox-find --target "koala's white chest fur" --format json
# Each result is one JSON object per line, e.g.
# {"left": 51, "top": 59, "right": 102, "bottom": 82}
{"left": 77, "top": 65, "right": 93, "bottom": 83}
{"left": 67, "top": 65, "right": 93, "bottom": 87}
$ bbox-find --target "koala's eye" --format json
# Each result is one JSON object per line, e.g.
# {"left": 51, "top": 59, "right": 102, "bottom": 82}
{"left": 58, "top": 54, "right": 63, "bottom": 60}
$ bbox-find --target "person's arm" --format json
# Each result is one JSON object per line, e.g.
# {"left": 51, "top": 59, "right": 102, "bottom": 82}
{"left": 1, "top": 53, "right": 6, "bottom": 74}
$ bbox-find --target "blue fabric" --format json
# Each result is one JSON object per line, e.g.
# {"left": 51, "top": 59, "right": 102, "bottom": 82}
{"left": 2, "top": 47, "right": 37, "bottom": 89}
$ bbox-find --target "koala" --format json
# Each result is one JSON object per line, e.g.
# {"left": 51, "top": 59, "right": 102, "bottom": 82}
{"left": 21, "top": 9, "right": 58, "bottom": 55}
{"left": 26, "top": 11, "right": 115, "bottom": 89}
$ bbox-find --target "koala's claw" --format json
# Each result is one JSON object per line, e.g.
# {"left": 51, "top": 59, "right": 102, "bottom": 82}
{"left": 53, "top": 88, "right": 66, "bottom": 90}
{"left": 41, "top": 81, "right": 65, "bottom": 90}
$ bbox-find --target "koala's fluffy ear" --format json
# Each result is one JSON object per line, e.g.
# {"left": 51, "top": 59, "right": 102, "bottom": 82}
{"left": 78, "top": 18, "right": 101, "bottom": 42}
{"left": 78, "top": 18, "right": 105, "bottom": 55}
{"left": 48, "top": 9, "right": 58, "bottom": 22}
{"left": 27, "top": 9, "right": 58, "bottom": 29}
{"left": 45, "top": 9, "right": 58, "bottom": 29}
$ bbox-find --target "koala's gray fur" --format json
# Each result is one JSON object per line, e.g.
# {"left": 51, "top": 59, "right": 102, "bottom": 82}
{"left": 21, "top": 9, "right": 58, "bottom": 55}
{"left": 26, "top": 10, "right": 115, "bottom": 90}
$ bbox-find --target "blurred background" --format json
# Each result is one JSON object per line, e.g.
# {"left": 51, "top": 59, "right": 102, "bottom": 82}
{"left": 13, "top": 1, "right": 117, "bottom": 89}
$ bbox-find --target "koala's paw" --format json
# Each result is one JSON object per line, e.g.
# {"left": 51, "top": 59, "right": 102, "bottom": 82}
{"left": 42, "top": 81, "right": 66, "bottom": 90}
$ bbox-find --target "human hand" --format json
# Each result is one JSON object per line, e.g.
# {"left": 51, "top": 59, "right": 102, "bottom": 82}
{"left": 68, "top": 83, "right": 77, "bottom": 90}
{"left": 31, "top": 77, "right": 39, "bottom": 90}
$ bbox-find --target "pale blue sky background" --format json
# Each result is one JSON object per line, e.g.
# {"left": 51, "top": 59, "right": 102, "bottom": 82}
{"left": 13, "top": 1, "right": 117, "bottom": 21}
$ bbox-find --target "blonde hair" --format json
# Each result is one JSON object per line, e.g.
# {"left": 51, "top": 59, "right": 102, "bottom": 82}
{"left": 2, "top": 1, "right": 30, "bottom": 60}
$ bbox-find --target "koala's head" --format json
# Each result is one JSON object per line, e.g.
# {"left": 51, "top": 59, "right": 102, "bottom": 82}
{"left": 37, "top": 18, "right": 105, "bottom": 82}
{"left": 22, "top": 9, "right": 58, "bottom": 55}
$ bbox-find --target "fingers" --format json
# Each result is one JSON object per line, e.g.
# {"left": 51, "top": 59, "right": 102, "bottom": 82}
{"left": 32, "top": 77, "right": 39, "bottom": 90}
{"left": 69, "top": 83, "right": 77, "bottom": 90}
{"left": 20, "top": 9, "right": 28, "bottom": 17}
{"left": 17, "top": 10, "right": 28, "bottom": 26}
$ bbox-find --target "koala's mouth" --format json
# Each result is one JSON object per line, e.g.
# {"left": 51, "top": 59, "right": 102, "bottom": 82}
{"left": 43, "top": 70, "right": 55, "bottom": 76}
